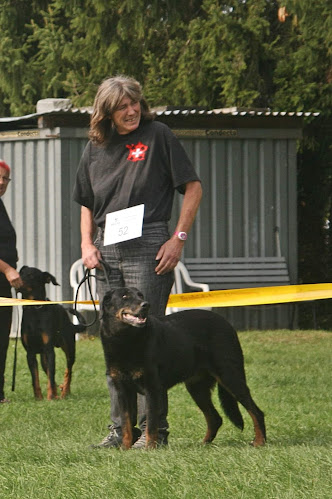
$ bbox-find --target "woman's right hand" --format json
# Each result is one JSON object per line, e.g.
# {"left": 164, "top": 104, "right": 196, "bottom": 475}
{"left": 82, "top": 244, "right": 102, "bottom": 269}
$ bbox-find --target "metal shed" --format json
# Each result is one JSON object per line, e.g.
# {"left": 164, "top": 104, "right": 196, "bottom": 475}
{"left": 0, "top": 102, "right": 314, "bottom": 329}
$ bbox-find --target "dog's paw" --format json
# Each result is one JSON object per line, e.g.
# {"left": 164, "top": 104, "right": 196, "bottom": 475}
{"left": 250, "top": 437, "right": 266, "bottom": 447}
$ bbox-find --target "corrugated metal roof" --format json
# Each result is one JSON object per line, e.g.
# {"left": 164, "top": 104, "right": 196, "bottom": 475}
{"left": 155, "top": 106, "right": 320, "bottom": 117}
{"left": 0, "top": 107, "right": 92, "bottom": 123}
{"left": 0, "top": 106, "right": 320, "bottom": 124}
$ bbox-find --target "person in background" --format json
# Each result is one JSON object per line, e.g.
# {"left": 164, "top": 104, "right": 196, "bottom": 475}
{"left": 0, "top": 159, "right": 23, "bottom": 404}
{"left": 73, "top": 75, "right": 202, "bottom": 449}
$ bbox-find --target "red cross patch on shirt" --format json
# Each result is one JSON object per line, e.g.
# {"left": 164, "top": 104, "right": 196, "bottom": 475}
{"left": 126, "top": 142, "right": 149, "bottom": 162}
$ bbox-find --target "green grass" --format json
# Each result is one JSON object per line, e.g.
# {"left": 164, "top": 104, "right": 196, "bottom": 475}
{"left": 0, "top": 330, "right": 331, "bottom": 499}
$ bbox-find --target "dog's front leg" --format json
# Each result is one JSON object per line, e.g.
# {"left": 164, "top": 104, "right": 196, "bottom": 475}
{"left": 144, "top": 382, "right": 163, "bottom": 449}
{"left": 27, "top": 353, "right": 43, "bottom": 400}
{"left": 121, "top": 412, "right": 133, "bottom": 450}
{"left": 42, "top": 346, "right": 58, "bottom": 400}
{"left": 112, "top": 376, "right": 134, "bottom": 450}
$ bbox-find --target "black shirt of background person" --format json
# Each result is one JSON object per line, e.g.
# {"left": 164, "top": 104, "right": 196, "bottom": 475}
{"left": 0, "top": 198, "right": 18, "bottom": 269}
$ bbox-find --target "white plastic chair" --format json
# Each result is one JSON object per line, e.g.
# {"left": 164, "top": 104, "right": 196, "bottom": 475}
{"left": 69, "top": 259, "right": 210, "bottom": 320}
{"left": 166, "top": 261, "right": 211, "bottom": 314}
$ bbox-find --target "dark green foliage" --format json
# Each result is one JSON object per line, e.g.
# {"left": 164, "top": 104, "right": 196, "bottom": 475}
{"left": 1, "top": 0, "right": 330, "bottom": 115}
{"left": 273, "top": 0, "right": 332, "bottom": 113}
{"left": 0, "top": 0, "right": 206, "bottom": 113}
{"left": 144, "top": 0, "right": 279, "bottom": 108}
{"left": 0, "top": 0, "right": 49, "bottom": 115}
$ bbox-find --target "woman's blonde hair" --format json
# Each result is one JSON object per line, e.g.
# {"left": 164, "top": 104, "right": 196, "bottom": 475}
{"left": 89, "top": 75, "right": 154, "bottom": 144}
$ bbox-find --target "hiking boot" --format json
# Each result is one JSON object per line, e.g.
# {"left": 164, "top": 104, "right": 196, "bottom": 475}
{"left": 131, "top": 428, "right": 169, "bottom": 449}
{"left": 92, "top": 424, "right": 141, "bottom": 449}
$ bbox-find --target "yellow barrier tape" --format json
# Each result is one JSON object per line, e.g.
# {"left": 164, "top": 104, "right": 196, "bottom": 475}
{"left": 167, "top": 283, "right": 332, "bottom": 308}
{"left": 1, "top": 283, "right": 332, "bottom": 308}
{"left": 0, "top": 298, "right": 99, "bottom": 307}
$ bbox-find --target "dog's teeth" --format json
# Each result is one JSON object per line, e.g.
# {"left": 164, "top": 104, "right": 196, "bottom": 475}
{"left": 123, "top": 313, "right": 146, "bottom": 326}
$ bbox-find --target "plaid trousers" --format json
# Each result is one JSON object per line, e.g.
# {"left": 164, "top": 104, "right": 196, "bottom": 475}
{"left": 95, "top": 221, "right": 174, "bottom": 430}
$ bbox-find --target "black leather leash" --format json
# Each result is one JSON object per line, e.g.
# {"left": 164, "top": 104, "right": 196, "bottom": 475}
{"left": 11, "top": 291, "right": 21, "bottom": 392}
{"left": 73, "top": 258, "right": 111, "bottom": 328}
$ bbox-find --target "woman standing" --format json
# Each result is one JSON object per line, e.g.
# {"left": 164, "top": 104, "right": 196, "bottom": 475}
{"left": 0, "top": 159, "right": 23, "bottom": 403}
{"left": 73, "top": 75, "right": 202, "bottom": 448}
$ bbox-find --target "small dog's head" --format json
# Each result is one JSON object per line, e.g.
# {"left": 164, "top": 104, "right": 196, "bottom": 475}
{"left": 101, "top": 287, "right": 150, "bottom": 329}
{"left": 19, "top": 266, "right": 59, "bottom": 300}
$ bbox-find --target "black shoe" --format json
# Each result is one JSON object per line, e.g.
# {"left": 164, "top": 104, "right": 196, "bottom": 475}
{"left": 92, "top": 425, "right": 141, "bottom": 448}
{"left": 131, "top": 428, "right": 169, "bottom": 449}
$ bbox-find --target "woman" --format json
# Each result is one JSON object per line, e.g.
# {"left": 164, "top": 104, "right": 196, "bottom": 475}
{"left": 0, "top": 159, "right": 23, "bottom": 403}
{"left": 73, "top": 75, "right": 202, "bottom": 448}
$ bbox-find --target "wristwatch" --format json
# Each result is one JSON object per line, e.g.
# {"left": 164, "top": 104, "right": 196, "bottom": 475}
{"left": 174, "top": 231, "right": 188, "bottom": 241}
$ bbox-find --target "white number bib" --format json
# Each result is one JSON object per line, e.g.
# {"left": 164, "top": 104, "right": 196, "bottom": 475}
{"left": 104, "top": 204, "right": 145, "bottom": 246}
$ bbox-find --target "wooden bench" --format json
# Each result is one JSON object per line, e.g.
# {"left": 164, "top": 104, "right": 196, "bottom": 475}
{"left": 183, "top": 257, "right": 290, "bottom": 291}
{"left": 184, "top": 257, "right": 306, "bottom": 330}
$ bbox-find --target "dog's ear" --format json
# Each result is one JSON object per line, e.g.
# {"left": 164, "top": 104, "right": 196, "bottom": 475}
{"left": 43, "top": 272, "right": 60, "bottom": 286}
{"left": 101, "top": 289, "right": 115, "bottom": 312}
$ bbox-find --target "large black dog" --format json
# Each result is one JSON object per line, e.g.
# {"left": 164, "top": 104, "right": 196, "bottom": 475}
{"left": 19, "top": 266, "right": 85, "bottom": 400}
{"left": 100, "top": 287, "right": 266, "bottom": 449}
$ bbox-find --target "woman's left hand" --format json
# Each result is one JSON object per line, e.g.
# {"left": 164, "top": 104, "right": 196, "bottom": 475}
{"left": 154, "top": 238, "right": 184, "bottom": 275}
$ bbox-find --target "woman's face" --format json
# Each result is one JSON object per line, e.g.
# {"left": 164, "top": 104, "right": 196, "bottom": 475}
{"left": 0, "top": 166, "right": 11, "bottom": 197}
{"left": 112, "top": 96, "right": 141, "bottom": 135}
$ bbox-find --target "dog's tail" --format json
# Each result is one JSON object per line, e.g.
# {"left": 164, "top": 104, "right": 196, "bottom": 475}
{"left": 218, "top": 385, "right": 244, "bottom": 431}
{"left": 68, "top": 309, "right": 87, "bottom": 333}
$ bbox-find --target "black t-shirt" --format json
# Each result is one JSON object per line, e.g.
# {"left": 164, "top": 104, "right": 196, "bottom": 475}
{"left": 73, "top": 120, "right": 200, "bottom": 227}
{"left": 0, "top": 198, "right": 18, "bottom": 268}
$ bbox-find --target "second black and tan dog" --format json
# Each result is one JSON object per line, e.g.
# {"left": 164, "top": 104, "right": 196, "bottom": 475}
{"left": 19, "top": 266, "right": 85, "bottom": 400}
{"left": 100, "top": 287, "right": 266, "bottom": 449}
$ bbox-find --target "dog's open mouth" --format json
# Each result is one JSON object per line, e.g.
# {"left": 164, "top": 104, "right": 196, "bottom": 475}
{"left": 121, "top": 311, "right": 147, "bottom": 327}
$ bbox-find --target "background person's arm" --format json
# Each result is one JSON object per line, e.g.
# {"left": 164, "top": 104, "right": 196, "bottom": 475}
{"left": 80, "top": 206, "right": 102, "bottom": 269}
{"left": 0, "top": 259, "right": 22, "bottom": 288}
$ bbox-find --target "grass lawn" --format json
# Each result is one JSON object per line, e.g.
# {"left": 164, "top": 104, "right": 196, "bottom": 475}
{"left": 0, "top": 329, "right": 331, "bottom": 499}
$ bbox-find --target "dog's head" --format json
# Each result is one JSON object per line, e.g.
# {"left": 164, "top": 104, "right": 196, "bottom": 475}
{"left": 19, "top": 266, "right": 59, "bottom": 300}
{"left": 101, "top": 287, "right": 150, "bottom": 329}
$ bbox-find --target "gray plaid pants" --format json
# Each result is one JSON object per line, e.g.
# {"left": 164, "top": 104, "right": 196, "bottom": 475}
{"left": 95, "top": 222, "right": 174, "bottom": 431}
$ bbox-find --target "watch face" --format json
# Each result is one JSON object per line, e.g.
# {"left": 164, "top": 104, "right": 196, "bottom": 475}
{"left": 177, "top": 231, "right": 187, "bottom": 241}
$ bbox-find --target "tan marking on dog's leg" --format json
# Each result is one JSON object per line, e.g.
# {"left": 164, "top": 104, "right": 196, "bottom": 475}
{"left": 47, "top": 379, "right": 53, "bottom": 400}
{"left": 248, "top": 410, "right": 266, "bottom": 447}
{"left": 41, "top": 332, "right": 49, "bottom": 344}
{"left": 202, "top": 411, "right": 223, "bottom": 444}
{"left": 33, "top": 367, "right": 43, "bottom": 400}
{"left": 60, "top": 368, "right": 71, "bottom": 398}
{"left": 121, "top": 413, "right": 132, "bottom": 450}
{"left": 46, "top": 373, "right": 58, "bottom": 400}
{"left": 185, "top": 377, "right": 222, "bottom": 444}
{"left": 40, "top": 333, "right": 58, "bottom": 400}
{"left": 146, "top": 429, "right": 158, "bottom": 449}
